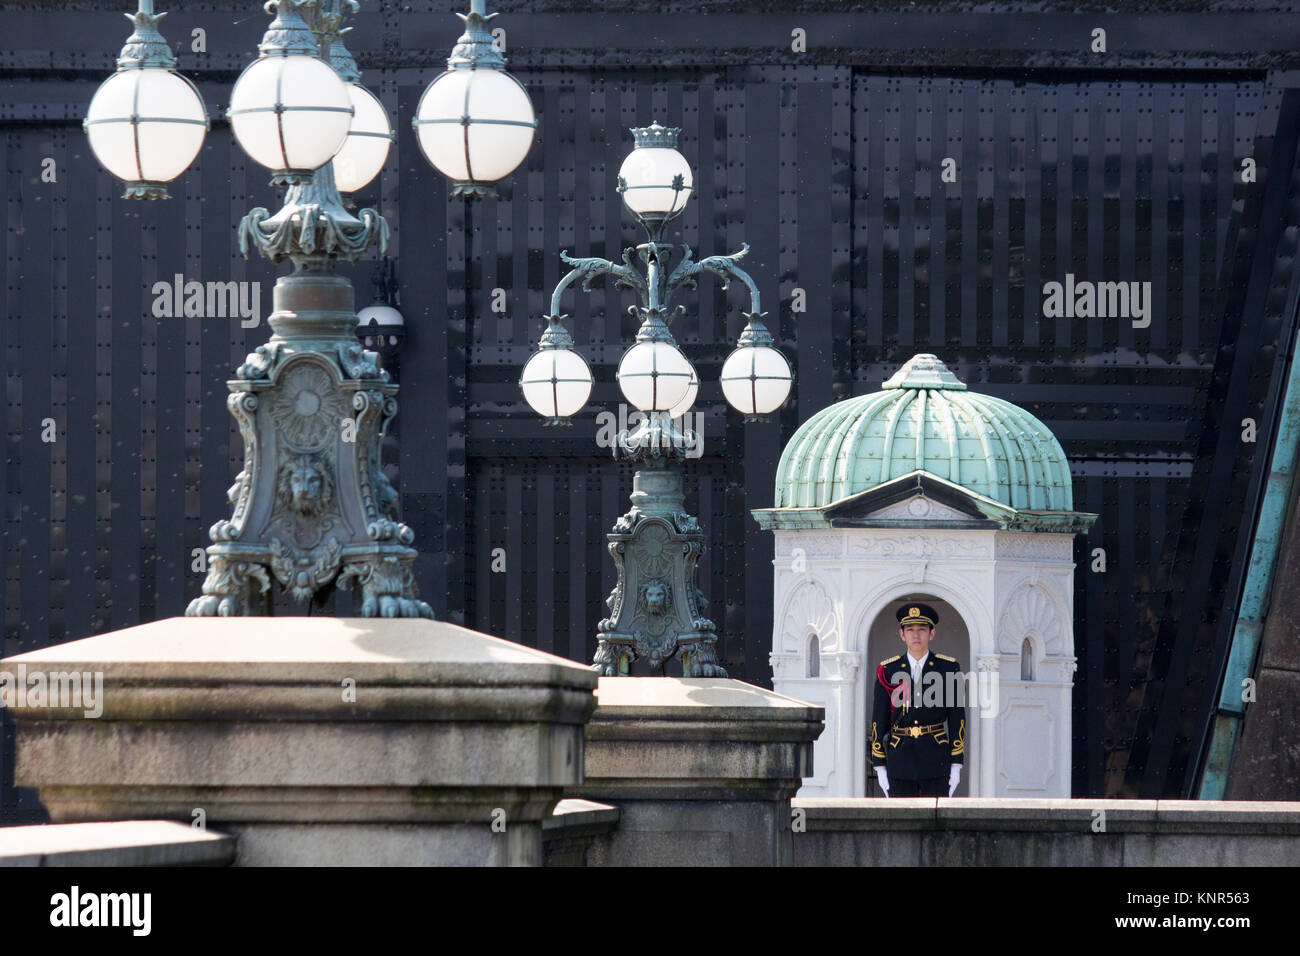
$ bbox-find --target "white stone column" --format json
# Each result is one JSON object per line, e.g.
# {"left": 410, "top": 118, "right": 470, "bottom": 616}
{"left": 833, "top": 654, "right": 860, "bottom": 797}
{"left": 976, "top": 655, "right": 1002, "bottom": 797}
{"left": 1059, "top": 658, "right": 1078, "bottom": 796}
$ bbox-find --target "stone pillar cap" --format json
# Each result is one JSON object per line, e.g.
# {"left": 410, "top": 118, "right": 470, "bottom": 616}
{"left": 1, "top": 617, "right": 597, "bottom": 722}
{"left": 578, "top": 678, "right": 824, "bottom": 800}
{"left": 0, "top": 821, "right": 235, "bottom": 867}
{"left": 594, "top": 676, "right": 823, "bottom": 721}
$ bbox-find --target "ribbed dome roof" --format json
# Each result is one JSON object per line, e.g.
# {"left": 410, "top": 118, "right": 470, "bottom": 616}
{"left": 775, "top": 354, "right": 1074, "bottom": 510}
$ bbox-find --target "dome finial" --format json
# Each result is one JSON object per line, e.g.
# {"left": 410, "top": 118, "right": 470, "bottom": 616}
{"left": 882, "top": 353, "right": 967, "bottom": 390}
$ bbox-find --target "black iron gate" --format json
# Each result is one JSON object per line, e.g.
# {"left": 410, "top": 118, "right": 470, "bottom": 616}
{"left": 4, "top": 3, "right": 1300, "bottom": 824}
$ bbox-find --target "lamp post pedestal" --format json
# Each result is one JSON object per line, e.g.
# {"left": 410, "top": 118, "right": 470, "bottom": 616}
{"left": 594, "top": 423, "right": 726, "bottom": 677}
{"left": 186, "top": 271, "right": 430, "bottom": 618}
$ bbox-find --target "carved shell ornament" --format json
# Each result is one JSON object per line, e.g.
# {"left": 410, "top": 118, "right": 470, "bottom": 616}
{"left": 781, "top": 579, "right": 840, "bottom": 653}
{"left": 271, "top": 362, "right": 352, "bottom": 453}
{"left": 998, "top": 584, "right": 1064, "bottom": 655}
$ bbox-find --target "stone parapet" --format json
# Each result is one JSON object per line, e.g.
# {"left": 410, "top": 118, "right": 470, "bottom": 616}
{"left": 792, "top": 798, "right": 1300, "bottom": 866}
{"left": 542, "top": 798, "right": 621, "bottom": 866}
{"left": 2, "top": 617, "right": 598, "bottom": 866}
{"left": 0, "top": 820, "right": 235, "bottom": 867}
{"left": 571, "top": 677, "right": 824, "bottom": 865}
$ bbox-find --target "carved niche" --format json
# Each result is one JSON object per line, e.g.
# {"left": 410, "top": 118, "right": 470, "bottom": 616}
{"left": 997, "top": 583, "right": 1066, "bottom": 658}
{"left": 779, "top": 578, "right": 841, "bottom": 656}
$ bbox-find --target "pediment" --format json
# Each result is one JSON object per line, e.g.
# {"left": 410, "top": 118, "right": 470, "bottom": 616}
{"left": 864, "top": 494, "right": 978, "bottom": 522}
{"left": 753, "top": 469, "right": 1098, "bottom": 534}
{"left": 822, "top": 471, "right": 1007, "bottom": 529}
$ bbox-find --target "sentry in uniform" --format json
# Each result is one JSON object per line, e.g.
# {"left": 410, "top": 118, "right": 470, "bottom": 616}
{"left": 870, "top": 601, "right": 965, "bottom": 798}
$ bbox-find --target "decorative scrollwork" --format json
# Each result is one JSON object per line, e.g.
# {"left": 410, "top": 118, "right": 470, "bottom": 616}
{"left": 338, "top": 342, "right": 385, "bottom": 381}
{"left": 598, "top": 541, "right": 627, "bottom": 630}
{"left": 614, "top": 415, "right": 697, "bottom": 464}
{"left": 664, "top": 241, "right": 762, "bottom": 314}
{"left": 237, "top": 342, "right": 284, "bottom": 381}
{"left": 269, "top": 535, "right": 344, "bottom": 604}
{"left": 212, "top": 392, "right": 261, "bottom": 542}
{"left": 238, "top": 204, "right": 389, "bottom": 266}
{"left": 551, "top": 247, "right": 648, "bottom": 315}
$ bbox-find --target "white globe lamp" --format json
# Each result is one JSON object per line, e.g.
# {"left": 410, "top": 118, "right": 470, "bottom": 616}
{"left": 617, "top": 122, "right": 693, "bottom": 228}
{"left": 413, "top": 1, "right": 537, "bottom": 198}
{"left": 520, "top": 348, "right": 594, "bottom": 424}
{"left": 720, "top": 344, "right": 793, "bottom": 420}
{"left": 228, "top": 53, "right": 354, "bottom": 184}
{"left": 333, "top": 84, "right": 393, "bottom": 193}
{"left": 83, "top": 2, "right": 208, "bottom": 200}
{"left": 617, "top": 341, "right": 695, "bottom": 413}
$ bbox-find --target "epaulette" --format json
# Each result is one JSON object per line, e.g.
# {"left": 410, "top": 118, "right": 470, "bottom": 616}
{"left": 935, "top": 653, "right": 957, "bottom": 662}
{"left": 880, "top": 654, "right": 901, "bottom": 666}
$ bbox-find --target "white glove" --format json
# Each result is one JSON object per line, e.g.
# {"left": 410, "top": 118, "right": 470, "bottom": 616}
{"left": 948, "top": 764, "right": 961, "bottom": 797}
{"left": 875, "top": 766, "right": 890, "bottom": 796}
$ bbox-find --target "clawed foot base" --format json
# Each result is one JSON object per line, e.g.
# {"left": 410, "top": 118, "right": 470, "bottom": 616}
{"left": 591, "top": 637, "right": 728, "bottom": 678}
{"left": 186, "top": 554, "right": 433, "bottom": 619}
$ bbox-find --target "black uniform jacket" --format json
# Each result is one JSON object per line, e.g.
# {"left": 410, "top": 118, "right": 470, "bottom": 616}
{"left": 870, "top": 651, "right": 966, "bottom": 781}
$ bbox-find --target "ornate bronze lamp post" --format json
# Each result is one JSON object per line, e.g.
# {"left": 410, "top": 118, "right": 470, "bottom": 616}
{"left": 521, "top": 123, "right": 794, "bottom": 675}
{"left": 196, "top": 0, "right": 420, "bottom": 616}
{"left": 85, "top": 0, "right": 534, "bottom": 617}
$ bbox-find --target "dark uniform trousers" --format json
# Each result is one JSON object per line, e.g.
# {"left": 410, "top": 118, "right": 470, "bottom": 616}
{"left": 887, "top": 777, "right": 947, "bottom": 797}
{"left": 870, "top": 652, "right": 966, "bottom": 797}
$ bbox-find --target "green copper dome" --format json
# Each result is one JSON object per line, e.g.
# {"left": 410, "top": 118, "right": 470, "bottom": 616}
{"left": 775, "top": 354, "right": 1075, "bottom": 510}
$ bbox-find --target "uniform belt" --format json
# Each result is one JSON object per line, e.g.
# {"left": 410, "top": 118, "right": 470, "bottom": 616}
{"left": 890, "top": 721, "right": 946, "bottom": 738}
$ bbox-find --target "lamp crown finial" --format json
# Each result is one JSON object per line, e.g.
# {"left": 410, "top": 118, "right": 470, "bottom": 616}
{"left": 448, "top": 3, "right": 505, "bottom": 69}
{"left": 630, "top": 122, "right": 682, "bottom": 150}
{"left": 117, "top": 5, "right": 176, "bottom": 69}
{"left": 257, "top": 0, "right": 319, "bottom": 57}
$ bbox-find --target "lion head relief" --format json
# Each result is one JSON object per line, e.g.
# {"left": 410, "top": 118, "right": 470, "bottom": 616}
{"left": 638, "top": 577, "right": 673, "bottom": 618}
{"left": 276, "top": 454, "right": 336, "bottom": 517}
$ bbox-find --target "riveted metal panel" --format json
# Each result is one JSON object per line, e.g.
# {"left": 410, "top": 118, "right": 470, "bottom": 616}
{"left": 3, "top": 2, "right": 1299, "bottom": 822}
